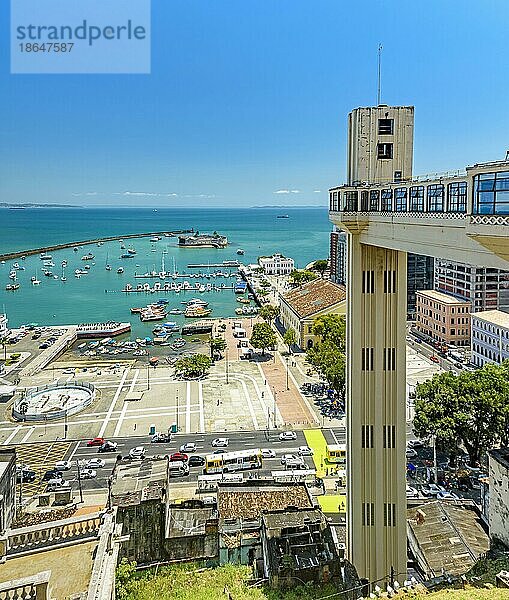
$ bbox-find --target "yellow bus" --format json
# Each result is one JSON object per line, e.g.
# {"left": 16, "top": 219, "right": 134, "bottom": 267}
{"left": 204, "top": 449, "right": 263, "bottom": 474}
{"left": 326, "top": 444, "right": 346, "bottom": 466}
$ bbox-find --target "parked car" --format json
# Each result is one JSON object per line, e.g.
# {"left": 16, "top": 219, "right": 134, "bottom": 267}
{"left": 42, "top": 469, "right": 63, "bottom": 482}
{"left": 406, "top": 485, "right": 419, "bottom": 498}
{"left": 85, "top": 458, "right": 105, "bottom": 469}
{"left": 281, "top": 454, "right": 301, "bottom": 465}
{"left": 261, "top": 449, "right": 276, "bottom": 459}
{"left": 169, "top": 452, "right": 189, "bottom": 462}
{"left": 188, "top": 455, "right": 205, "bottom": 467}
{"left": 437, "top": 491, "right": 459, "bottom": 500}
{"left": 80, "top": 469, "right": 97, "bottom": 479}
{"left": 211, "top": 438, "right": 229, "bottom": 447}
{"left": 168, "top": 461, "right": 189, "bottom": 477}
{"left": 407, "top": 439, "right": 425, "bottom": 449}
{"left": 297, "top": 446, "right": 314, "bottom": 457}
{"left": 421, "top": 483, "right": 446, "bottom": 497}
{"left": 430, "top": 355, "right": 439, "bottom": 363}
{"left": 98, "top": 441, "right": 118, "bottom": 453}
{"left": 406, "top": 448, "right": 418, "bottom": 459}
{"left": 17, "top": 469, "right": 36, "bottom": 483}
{"left": 46, "top": 479, "right": 71, "bottom": 491}
{"left": 151, "top": 433, "right": 171, "bottom": 443}
{"left": 87, "top": 437, "right": 106, "bottom": 447}
{"left": 55, "top": 460, "right": 72, "bottom": 471}
{"left": 129, "top": 446, "right": 146, "bottom": 460}
{"left": 284, "top": 458, "right": 307, "bottom": 470}
{"left": 180, "top": 443, "right": 197, "bottom": 453}
{"left": 279, "top": 431, "right": 297, "bottom": 441}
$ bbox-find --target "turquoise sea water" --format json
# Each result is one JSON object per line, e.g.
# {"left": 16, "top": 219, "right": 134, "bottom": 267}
{"left": 0, "top": 207, "right": 330, "bottom": 337}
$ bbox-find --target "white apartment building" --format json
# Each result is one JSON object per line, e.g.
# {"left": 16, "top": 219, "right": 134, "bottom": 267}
{"left": 0, "top": 314, "right": 8, "bottom": 339}
{"left": 258, "top": 254, "right": 295, "bottom": 276}
{"left": 471, "top": 309, "right": 509, "bottom": 367}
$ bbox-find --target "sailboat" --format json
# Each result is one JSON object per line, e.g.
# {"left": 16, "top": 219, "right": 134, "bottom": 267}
{"left": 61, "top": 262, "right": 67, "bottom": 282}
{"left": 32, "top": 269, "right": 41, "bottom": 285}
{"left": 105, "top": 252, "right": 112, "bottom": 271}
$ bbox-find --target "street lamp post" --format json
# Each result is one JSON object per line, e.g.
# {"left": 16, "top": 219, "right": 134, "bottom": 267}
{"left": 273, "top": 387, "right": 277, "bottom": 428}
{"left": 285, "top": 356, "right": 289, "bottom": 390}
{"left": 147, "top": 352, "right": 150, "bottom": 391}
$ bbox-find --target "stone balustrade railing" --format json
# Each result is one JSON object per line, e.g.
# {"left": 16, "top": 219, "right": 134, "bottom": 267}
{"left": 6, "top": 512, "right": 102, "bottom": 557}
{"left": 0, "top": 570, "right": 51, "bottom": 600}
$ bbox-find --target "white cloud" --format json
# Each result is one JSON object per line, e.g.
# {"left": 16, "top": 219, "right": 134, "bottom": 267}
{"left": 274, "top": 190, "right": 290, "bottom": 194}
{"left": 313, "top": 190, "right": 322, "bottom": 193}
{"left": 290, "top": 190, "right": 300, "bottom": 194}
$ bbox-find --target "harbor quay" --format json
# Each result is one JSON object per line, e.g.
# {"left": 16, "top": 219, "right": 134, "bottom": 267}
{"left": 0, "top": 229, "right": 193, "bottom": 262}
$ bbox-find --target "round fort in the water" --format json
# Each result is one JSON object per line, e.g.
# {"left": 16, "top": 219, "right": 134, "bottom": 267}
{"left": 13, "top": 381, "right": 95, "bottom": 422}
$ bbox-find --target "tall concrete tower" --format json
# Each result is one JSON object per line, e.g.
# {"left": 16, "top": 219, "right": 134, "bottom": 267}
{"left": 347, "top": 105, "right": 414, "bottom": 185}
{"left": 345, "top": 105, "right": 414, "bottom": 584}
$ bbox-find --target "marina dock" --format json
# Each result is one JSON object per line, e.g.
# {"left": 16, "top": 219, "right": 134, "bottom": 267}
{"left": 0, "top": 229, "right": 193, "bottom": 262}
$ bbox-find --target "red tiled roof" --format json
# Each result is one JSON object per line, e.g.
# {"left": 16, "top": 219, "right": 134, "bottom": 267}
{"left": 282, "top": 279, "right": 346, "bottom": 319}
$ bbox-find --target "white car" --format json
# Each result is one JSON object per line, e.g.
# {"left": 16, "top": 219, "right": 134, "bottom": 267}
{"left": 406, "top": 448, "right": 418, "bottom": 459}
{"left": 80, "top": 469, "right": 97, "bottom": 479}
{"left": 211, "top": 438, "right": 229, "bottom": 447}
{"left": 47, "top": 479, "right": 71, "bottom": 491}
{"left": 437, "top": 490, "right": 459, "bottom": 500}
{"left": 422, "top": 483, "right": 446, "bottom": 497}
{"left": 261, "top": 449, "right": 276, "bottom": 459}
{"left": 85, "top": 458, "right": 105, "bottom": 469}
{"left": 297, "top": 446, "right": 314, "bottom": 456}
{"left": 281, "top": 454, "right": 301, "bottom": 465}
{"left": 129, "top": 446, "right": 146, "bottom": 459}
{"left": 279, "top": 431, "right": 297, "bottom": 441}
{"left": 407, "top": 439, "right": 424, "bottom": 449}
{"left": 406, "top": 485, "right": 419, "bottom": 498}
{"left": 180, "top": 443, "right": 197, "bottom": 453}
{"left": 55, "top": 460, "right": 72, "bottom": 471}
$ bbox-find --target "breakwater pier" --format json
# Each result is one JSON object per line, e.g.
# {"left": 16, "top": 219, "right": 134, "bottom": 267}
{"left": 0, "top": 229, "right": 193, "bottom": 262}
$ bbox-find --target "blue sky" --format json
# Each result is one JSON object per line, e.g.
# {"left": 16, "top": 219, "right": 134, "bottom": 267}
{"left": 1, "top": 0, "right": 509, "bottom": 207}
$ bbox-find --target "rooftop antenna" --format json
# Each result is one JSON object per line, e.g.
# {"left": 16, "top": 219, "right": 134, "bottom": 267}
{"left": 377, "top": 43, "right": 383, "bottom": 105}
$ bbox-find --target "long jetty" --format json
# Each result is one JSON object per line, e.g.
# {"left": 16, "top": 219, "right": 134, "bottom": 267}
{"left": 0, "top": 230, "right": 193, "bottom": 262}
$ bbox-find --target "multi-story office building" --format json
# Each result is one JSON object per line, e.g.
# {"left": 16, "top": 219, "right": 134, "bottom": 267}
{"left": 415, "top": 289, "right": 471, "bottom": 347}
{"left": 434, "top": 260, "right": 509, "bottom": 313}
{"left": 407, "top": 255, "right": 434, "bottom": 318}
{"left": 258, "top": 254, "right": 295, "bottom": 276}
{"left": 471, "top": 309, "right": 509, "bottom": 367}
{"left": 330, "top": 227, "right": 347, "bottom": 285}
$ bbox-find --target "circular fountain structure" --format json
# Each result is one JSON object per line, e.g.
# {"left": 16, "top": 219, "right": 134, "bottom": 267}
{"left": 13, "top": 380, "right": 95, "bottom": 422}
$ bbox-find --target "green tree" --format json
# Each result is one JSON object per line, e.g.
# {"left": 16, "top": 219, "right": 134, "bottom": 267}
{"left": 209, "top": 336, "right": 226, "bottom": 359}
{"left": 289, "top": 269, "right": 317, "bottom": 286}
{"left": 259, "top": 305, "right": 280, "bottom": 323}
{"left": 414, "top": 362, "right": 509, "bottom": 466}
{"left": 305, "top": 314, "right": 347, "bottom": 399}
{"left": 250, "top": 322, "right": 277, "bottom": 356}
{"left": 115, "top": 558, "right": 137, "bottom": 600}
{"left": 312, "top": 259, "right": 329, "bottom": 278}
{"left": 283, "top": 327, "right": 297, "bottom": 354}
{"left": 312, "top": 314, "right": 346, "bottom": 352}
{"left": 175, "top": 354, "right": 212, "bottom": 378}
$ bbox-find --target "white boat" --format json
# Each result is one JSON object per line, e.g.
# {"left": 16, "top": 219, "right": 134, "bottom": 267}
{"left": 9, "top": 270, "right": 16, "bottom": 280}
{"left": 32, "top": 278, "right": 40, "bottom": 285}
{"left": 6, "top": 283, "right": 20, "bottom": 291}
{"left": 81, "top": 253, "right": 94, "bottom": 261}
{"left": 236, "top": 249, "right": 245, "bottom": 255}
{"left": 117, "top": 267, "right": 124, "bottom": 274}
{"left": 40, "top": 253, "right": 52, "bottom": 260}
